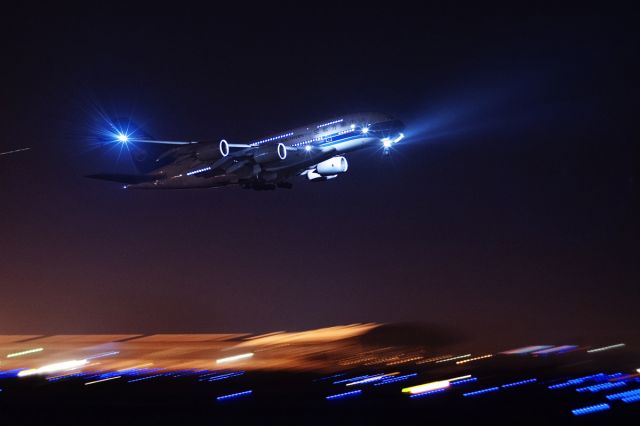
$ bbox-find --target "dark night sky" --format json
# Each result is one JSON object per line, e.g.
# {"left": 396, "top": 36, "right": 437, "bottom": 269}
{"left": 0, "top": 11, "right": 637, "bottom": 347}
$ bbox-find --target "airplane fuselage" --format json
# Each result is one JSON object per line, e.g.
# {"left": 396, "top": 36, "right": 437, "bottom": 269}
{"left": 121, "top": 112, "right": 404, "bottom": 190}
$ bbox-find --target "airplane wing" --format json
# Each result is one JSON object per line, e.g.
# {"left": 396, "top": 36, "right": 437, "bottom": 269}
{"left": 85, "top": 173, "right": 162, "bottom": 184}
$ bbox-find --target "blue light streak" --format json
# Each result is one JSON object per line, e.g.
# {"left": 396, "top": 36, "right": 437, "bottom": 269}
{"left": 205, "top": 372, "right": 245, "bottom": 382}
{"left": 326, "top": 390, "right": 362, "bottom": 400}
{"left": 449, "top": 377, "right": 478, "bottom": 386}
{"left": 127, "top": 373, "right": 166, "bottom": 383}
{"left": 374, "top": 373, "right": 418, "bottom": 386}
{"left": 622, "top": 394, "right": 640, "bottom": 403}
{"left": 571, "top": 403, "right": 610, "bottom": 416}
{"left": 501, "top": 378, "right": 537, "bottom": 388}
{"left": 463, "top": 387, "right": 500, "bottom": 397}
{"left": 576, "top": 381, "right": 626, "bottom": 393}
{"left": 217, "top": 390, "right": 252, "bottom": 401}
{"left": 547, "top": 373, "right": 606, "bottom": 389}
{"left": 409, "top": 388, "right": 447, "bottom": 398}
{"left": 333, "top": 374, "right": 378, "bottom": 384}
{"left": 606, "top": 389, "right": 640, "bottom": 400}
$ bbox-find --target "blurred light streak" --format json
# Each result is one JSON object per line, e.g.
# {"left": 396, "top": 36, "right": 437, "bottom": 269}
{"left": 127, "top": 373, "right": 166, "bottom": 383}
{"left": 86, "top": 351, "right": 119, "bottom": 360}
{"left": 606, "top": 389, "right": 640, "bottom": 400}
{"left": 435, "top": 354, "right": 471, "bottom": 364}
{"left": 334, "top": 374, "right": 379, "bottom": 384}
{"left": 0, "top": 369, "right": 25, "bottom": 378}
{"left": 346, "top": 373, "right": 399, "bottom": 386}
{"left": 450, "top": 377, "right": 478, "bottom": 386}
{"left": 456, "top": 354, "right": 493, "bottom": 364}
{"left": 387, "top": 356, "right": 423, "bottom": 366}
{"left": 117, "top": 363, "right": 154, "bottom": 372}
{"left": 313, "top": 373, "right": 345, "bottom": 382}
{"left": 587, "top": 343, "right": 625, "bottom": 353}
{"left": 409, "top": 388, "right": 447, "bottom": 398}
{"left": 374, "top": 373, "right": 418, "bottom": 386}
{"left": 463, "top": 387, "right": 500, "bottom": 397}
{"left": 416, "top": 355, "right": 453, "bottom": 365}
{"left": 205, "top": 372, "right": 245, "bottom": 382}
{"left": 571, "top": 403, "right": 610, "bottom": 416}
{"left": 217, "top": 390, "right": 253, "bottom": 401}
{"left": 326, "top": 390, "right": 362, "bottom": 400}
{"left": 0, "top": 147, "right": 31, "bottom": 156}
{"left": 6, "top": 348, "right": 43, "bottom": 358}
{"left": 216, "top": 352, "right": 254, "bottom": 364}
{"left": 501, "top": 378, "right": 537, "bottom": 388}
{"left": 85, "top": 376, "right": 121, "bottom": 385}
{"left": 403, "top": 375, "right": 471, "bottom": 395}
{"left": 622, "top": 394, "right": 640, "bottom": 403}
{"left": 17, "top": 359, "right": 88, "bottom": 377}
{"left": 576, "top": 382, "right": 626, "bottom": 393}
{"left": 501, "top": 345, "right": 552, "bottom": 355}
{"left": 548, "top": 373, "right": 606, "bottom": 389}
{"left": 532, "top": 345, "right": 577, "bottom": 355}
{"left": 47, "top": 372, "right": 88, "bottom": 382}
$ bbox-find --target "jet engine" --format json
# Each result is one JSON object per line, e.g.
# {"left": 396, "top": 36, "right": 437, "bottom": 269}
{"left": 316, "top": 156, "right": 348, "bottom": 175}
{"left": 306, "top": 156, "right": 349, "bottom": 181}
{"left": 196, "top": 139, "right": 229, "bottom": 161}
{"left": 253, "top": 142, "right": 287, "bottom": 164}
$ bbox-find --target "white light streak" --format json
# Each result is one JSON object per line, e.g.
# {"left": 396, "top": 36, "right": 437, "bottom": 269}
{"left": 587, "top": 343, "right": 626, "bottom": 353}
{"left": 85, "top": 376, "right": 121, "bottom": 385}
{"left": 18, "top": 359, "right": 88, "bottom": 377}
{"left": 216, "top": 352, "right": 254, "bottom": 364}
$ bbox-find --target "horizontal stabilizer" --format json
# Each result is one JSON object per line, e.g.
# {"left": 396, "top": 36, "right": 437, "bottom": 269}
{"left": 85, "top": 173, "right": 161, "bottom": 184}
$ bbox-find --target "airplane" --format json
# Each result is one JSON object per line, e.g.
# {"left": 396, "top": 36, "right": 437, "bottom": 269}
{"left": 88, "top": 112, "right": 404, "bottom": 190}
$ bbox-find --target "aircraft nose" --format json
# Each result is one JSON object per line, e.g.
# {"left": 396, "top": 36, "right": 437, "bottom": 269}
{"left": 368, "top": 119, "right": 405, "bottom": 137}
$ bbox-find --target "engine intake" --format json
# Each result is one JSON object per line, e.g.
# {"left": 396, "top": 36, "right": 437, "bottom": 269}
{"left": 253, "top": 143, "right": 287, "bottom": 164}
{"left": 316, "top": 156, "right": 348, "bottom": 175}
{"left": 196, "top": 139, "right": 229, "bottom": 161}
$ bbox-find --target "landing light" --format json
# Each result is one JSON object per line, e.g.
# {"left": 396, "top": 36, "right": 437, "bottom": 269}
{"left": 305, "top": 145, "right": 312, "bottom": 151}
{"left": 361, "top": 126, "right": 369, "bottom": 134}
{"left": 382, "top": 138, "right": 392, "bottom": 148}
{"left": 116, "top": 133, "right": 129, "bottom": 143}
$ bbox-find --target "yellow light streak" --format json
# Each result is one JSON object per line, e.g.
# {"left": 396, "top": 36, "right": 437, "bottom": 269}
{"left": 6, "top": 347, "right": 44, "bottom": 358}
{"left": 435, "top": 354, "right": 471, "bottom": 364}
{"left": 402, "top": 375, "right": 472, "bottom": 394}
{"left": 456, "top": 354, "right": 493, "bottom": 364}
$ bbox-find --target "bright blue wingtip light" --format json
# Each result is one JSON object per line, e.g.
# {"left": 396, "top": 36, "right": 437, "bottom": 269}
{"left": 116, "top": 133, "right": 129, "bottom": 143}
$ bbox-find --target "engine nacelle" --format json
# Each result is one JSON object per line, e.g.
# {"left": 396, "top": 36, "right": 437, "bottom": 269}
{"left": 316, "top": 156, "right": 348, "bottom": 175}
{"left": 253, "top": 142, "right": 287, "bottom": 164}
{"left": 196, "top": 139, "right": 229, "bottom": 161}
